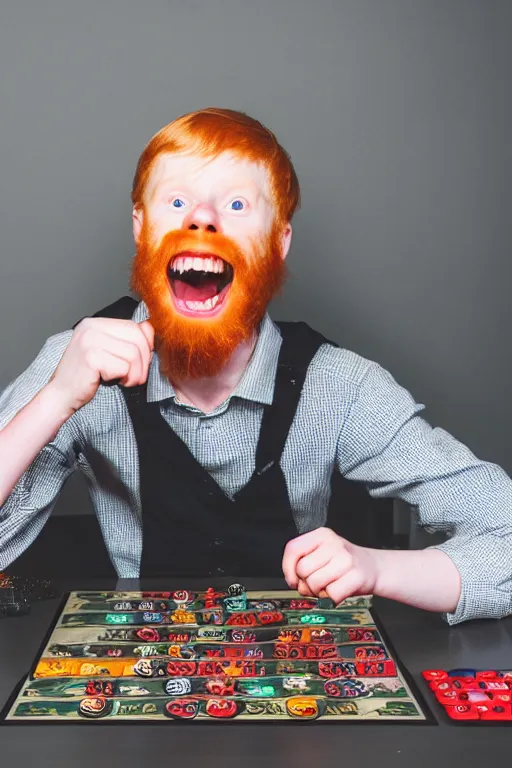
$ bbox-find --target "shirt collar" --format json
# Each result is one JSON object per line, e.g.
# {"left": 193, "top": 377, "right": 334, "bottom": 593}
{"left": 132, "top": 300, "right": 282, "bottom": 406}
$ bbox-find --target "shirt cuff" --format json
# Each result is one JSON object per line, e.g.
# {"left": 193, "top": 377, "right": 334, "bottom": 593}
{"left": 430, "top": 537, "right": 512, "bottom": 625}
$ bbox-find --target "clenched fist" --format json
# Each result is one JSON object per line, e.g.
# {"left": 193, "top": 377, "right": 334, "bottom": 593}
{"left": 282, "top": 527, "right": 379, "bottom": 605}
{"left": 47, "top": 317, "right": 154, "bottom": 414}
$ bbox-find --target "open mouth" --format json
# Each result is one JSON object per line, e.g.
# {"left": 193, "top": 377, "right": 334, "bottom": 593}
{"left": 167, "top": 251, "right": 234, "bottom": 316}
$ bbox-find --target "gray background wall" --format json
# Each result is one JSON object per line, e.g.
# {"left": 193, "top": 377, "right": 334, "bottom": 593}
{"left": 0, "top": 0, "right": 510, "bottom": 518}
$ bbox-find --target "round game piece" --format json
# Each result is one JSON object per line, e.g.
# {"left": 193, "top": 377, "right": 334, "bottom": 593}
{"left": 252, "top": 601, "right": 278, "bottom": 611}
{"left": 78, "top": 696, "right": 113, "bottom": 719}
{"left": 205, "top": 697, "right": 239, "bottom": 718}
{"left": 166, "top": 661, "right": 197, "bottom": 677}
{"left": 133, "top": 658, "right": 155, "bottom": 677}
{"left": 136, "top": 627, "right": 161, "bottom": 642}
{"left": 227, "top": 583, "right": 245, "bottom": 597}
{"left": 286, "top": 696, "right": 320, "bottom": 719}
{"left": 164, "top": 698, "right": 199, "bottom": 720}
{"left": 172, "top": 590, "right": 190, "bottom": 604}
{"left": 164, "top": 677, "right": 192, "bottom": 696}
{"left": 204, "top": 677, "right": 235, "bottom": 696}
{"left": 324, "top": 679, "right": 367, "bottom": 698}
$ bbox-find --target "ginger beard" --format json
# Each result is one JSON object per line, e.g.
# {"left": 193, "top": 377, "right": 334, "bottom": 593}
{"left": 131, "top": 220, "right": 286, "bottom": 380}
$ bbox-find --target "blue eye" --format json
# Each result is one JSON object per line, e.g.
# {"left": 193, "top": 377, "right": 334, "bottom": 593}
{"left": 230, "top": 199, "right": 245, "bottom": 211}
{"left": 172, "top": 198, "right": 185, "bottom": 208}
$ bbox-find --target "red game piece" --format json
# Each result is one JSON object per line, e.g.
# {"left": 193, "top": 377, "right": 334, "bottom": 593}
{"left": 479, "top": 704, "right": 512, "bottom": 721}
{"left": 429, "top": 680, "right": 453, "bottom": 692}
{"left": 464, "top": 690, "right": 492, "bottom": 704}
{"left": 444, "top": 703, "right": 480, "bottom": 720}
{"left": 436, "top": 689, "right": 459, "bottom": 702}
{"left": 475, "top": 670, "right": 499, "bottom": 681}
{"left": 422, "top": 670, "right": 448, "bottom": 682}
{"left": 485, "top": 681, "right": 509, "bottom": 692}
{"left": 491, "top": 693, "right": 512, "bottom": 704}
{"left": 449, "top": 677, "right": 476, "bottom": 690}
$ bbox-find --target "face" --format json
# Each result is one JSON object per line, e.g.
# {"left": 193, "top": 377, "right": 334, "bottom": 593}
{"left": 131, "top": 151, "right": 292, "bottom": 380}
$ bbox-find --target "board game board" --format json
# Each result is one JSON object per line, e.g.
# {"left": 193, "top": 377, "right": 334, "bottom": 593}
{"left": 4, "top": 586, "right": 430, "bottom": 722}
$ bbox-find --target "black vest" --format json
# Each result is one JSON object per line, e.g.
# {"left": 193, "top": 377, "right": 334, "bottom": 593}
{"left": 83, "top": 297, "right": 375, "bottom": 578}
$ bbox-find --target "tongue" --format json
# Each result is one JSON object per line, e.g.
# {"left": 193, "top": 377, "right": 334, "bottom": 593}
{"left": 173, "top": 279, "right": 218, "bottom": 302}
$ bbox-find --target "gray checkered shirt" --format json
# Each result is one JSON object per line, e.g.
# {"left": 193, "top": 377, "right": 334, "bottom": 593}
{"left": 1, "top": 302, "right": 511, "bottom": 624}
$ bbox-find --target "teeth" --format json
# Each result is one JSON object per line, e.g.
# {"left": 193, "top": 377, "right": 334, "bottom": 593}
{"left": 172, "top": 256, "right": 226, "bottom": 273}
{"left": 179, "top": 297, "right": 219, "bottom": 312}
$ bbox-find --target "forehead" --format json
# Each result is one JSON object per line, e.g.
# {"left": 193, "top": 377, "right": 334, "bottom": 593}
{"left": 146, "top": 150, "right": 271, "bottom": 200}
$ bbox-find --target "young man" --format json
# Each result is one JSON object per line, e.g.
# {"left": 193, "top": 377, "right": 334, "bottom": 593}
{"left": 0, "top": 108, "right": 510, "bottom": 624}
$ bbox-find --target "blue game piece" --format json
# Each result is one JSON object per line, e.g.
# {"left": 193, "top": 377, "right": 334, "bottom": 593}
{"left": 448, "top": 668, "right": 476, "bottom": 677}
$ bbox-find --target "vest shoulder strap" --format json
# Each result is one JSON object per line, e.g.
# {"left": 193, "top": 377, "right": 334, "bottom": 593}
{"left": 254, "top": 321, "right": 338, "bottom": 472}
{"left": 73, "top": 295, "right": 139, "bottom": 329}
{"left": 92, "top": 295, "right": 139, "bottom": 320}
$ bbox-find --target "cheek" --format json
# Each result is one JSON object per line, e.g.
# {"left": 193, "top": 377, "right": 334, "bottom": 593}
{"left": 224, "top": 209, "right": 271, "bottom": 238}
{"left": 148, "top": 207, "right": 185, "bottom": 240}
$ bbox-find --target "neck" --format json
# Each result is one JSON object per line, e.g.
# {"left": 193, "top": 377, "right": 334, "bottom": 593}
{"left": 170, "top": 330, "right": 258, "bottom": 413}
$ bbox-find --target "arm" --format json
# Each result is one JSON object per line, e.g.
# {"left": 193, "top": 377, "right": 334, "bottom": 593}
{"left": 284, "top": 361, "right": 512, "bottom": 623}
{"left": 0, "top": 332, "right": 79, "bottom": 568}
{"left": 0, "top": 318, "right": 154, "bottom": 568}
{"left": 284, "top": 528, "right": 460, "bottom": 612}
{"left": 0, "top": 383, "right": 74, "bottom": 507}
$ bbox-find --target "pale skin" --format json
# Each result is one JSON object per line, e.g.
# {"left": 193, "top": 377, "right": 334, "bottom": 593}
{"left": 0, "top": 150, "right": 461, "bottom": 614}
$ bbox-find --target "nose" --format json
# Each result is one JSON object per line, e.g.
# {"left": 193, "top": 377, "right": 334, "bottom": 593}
{"left": 182, "top": 203, "right": 220, "bottom": 233}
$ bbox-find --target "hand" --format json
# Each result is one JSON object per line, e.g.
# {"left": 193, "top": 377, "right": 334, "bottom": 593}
{"left": 47, "top": 317, "right": 154, "bottom": 414}
{"left": 282, "top": 527, "right": 379, "bottom": 605}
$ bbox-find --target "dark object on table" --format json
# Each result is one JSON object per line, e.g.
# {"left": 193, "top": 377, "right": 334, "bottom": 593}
{"left": 0, "top": 573, "right": 58, "bottom": 601}
{"left": 423, "top": 668, "right": 512, "bottom": 721}
{"left": 4, "top": 575, "right": 59, "bottom": 601}
{"left": 0, "top": 585, "right": 30, "bottom": 618}
{"left": 0, "top": 573, "right": 59, "bottom": 618}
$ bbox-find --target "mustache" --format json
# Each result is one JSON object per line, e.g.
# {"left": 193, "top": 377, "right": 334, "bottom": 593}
{"left": 151, "top": 228, "right": 247, "bottom": 269}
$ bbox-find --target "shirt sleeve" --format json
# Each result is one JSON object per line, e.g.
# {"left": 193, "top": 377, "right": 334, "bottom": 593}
{"left": 335, "top": 361, "right": 512, "bottom": 625}
{"left": 0, "top": 331, "right": 77, "bottom": 570}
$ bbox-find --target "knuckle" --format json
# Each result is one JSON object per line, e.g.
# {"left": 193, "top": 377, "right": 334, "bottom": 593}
{"left": 284, "top": 538, "right": 298, "bottom": 554}
{"left": 76, "top": 317, "right": 93, "bottom": 332}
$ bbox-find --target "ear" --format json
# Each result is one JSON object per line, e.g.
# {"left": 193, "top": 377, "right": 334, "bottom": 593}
{"left": 280, "top": 223, "right": 293, "bottom": 260}
{"left": 132, "top": 206, "right": 144, "bottom": 244}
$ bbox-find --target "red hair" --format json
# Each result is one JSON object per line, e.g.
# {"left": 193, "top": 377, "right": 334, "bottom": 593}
{"left": 131, "top": 108, "right": 300, "bottom": 226}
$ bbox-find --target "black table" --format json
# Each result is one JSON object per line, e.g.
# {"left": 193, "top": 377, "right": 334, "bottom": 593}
{"left": 1, "top": 577, "right": 511, "bottom": 765}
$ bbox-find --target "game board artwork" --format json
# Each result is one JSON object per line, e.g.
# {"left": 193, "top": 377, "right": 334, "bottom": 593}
{"left": 4, "top": 587, "right": 428, "bottom": 722}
